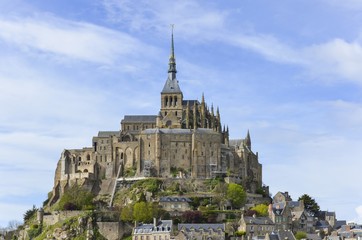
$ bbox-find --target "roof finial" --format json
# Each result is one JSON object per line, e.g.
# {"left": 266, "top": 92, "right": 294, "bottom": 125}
{"left": 168, "top": 24, "right": 177, "bottom": 74}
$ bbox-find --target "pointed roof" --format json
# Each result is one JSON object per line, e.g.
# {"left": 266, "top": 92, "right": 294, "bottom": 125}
{"left": 162, "top": 25, "right": 182, "bottom": 94}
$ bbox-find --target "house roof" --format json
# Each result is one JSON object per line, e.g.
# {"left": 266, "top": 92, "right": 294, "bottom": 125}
{"left": 134, "top": 220, "right": 172, "bottom": 234}
{"left": 178, "top": 223, "right": 225, "bottom": 232}
{"left": 269, "top": 230, "right": 296, "bottom": 240}
{"left": 121, "top": 115, "right": 157, "bottom": 123}
{"left": 242, "top": 216, "right": 274, "bottom": 225}
{"left": 159, "top": 197, "right": 192, "bottom": 203}
{"left": 97, "top": 131, "right": 120, "bottom": 137}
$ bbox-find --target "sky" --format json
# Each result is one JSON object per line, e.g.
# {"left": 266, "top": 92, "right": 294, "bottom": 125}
{"left": 0, "top": 0, "right": 362, "bottom": 228}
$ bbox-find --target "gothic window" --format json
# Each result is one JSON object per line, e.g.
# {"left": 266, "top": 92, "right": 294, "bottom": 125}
{"left": 165, "top": 96, "right": 168, "bottom": 107}
{"left": 175, "top": 96, "right": 178, "bottom": 106}
{"left": 121, "top": 153, "right": 124, "bottom": 159}
{"left": 87, "top": 154, "right": 90, "bottom": 160}
{"left": 78, "top": 156, "right": 81, "bottom": 161}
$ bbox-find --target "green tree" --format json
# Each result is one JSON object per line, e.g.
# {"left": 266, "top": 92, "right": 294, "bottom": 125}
{"left": 57, "top": 185, "right": 95, "bottom": 210}
{"left": 23, "top": 205, "right": 38, "bottom": 222}
{"left": 251, "top": 204, "right": 269, "bottom": 216}
{"left": 226, "top": 183, "right": 246, "bottom": 209}
{"left": 295, "top": 231, "right": 307, "bottom": 240}
{"left": 298, "top": 194, "right": 320, "bottom": 216}
{"left": 133, "top": 202, "right": 152, "bottom": 222}
{"left": 120, "top": 205, "right": 134, "bottom": 222}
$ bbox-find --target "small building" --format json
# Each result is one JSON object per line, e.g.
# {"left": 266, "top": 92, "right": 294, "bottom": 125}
{"left": 269, "top": 202, "right": 292, "bottom": 231}
{"left": 176, "top": 223, "right": 225, "bottom": 240}
{"left": 265, "top": 230, "right": 296, "bottom": 240}
{"left": 239, "top": 214, "right": 275, "bottom": 237}
{"left": 132, "top": 219, "right": 172, "bottom": 240}
{"left": 159, "top": 197, "right": 192, "bottom": 216}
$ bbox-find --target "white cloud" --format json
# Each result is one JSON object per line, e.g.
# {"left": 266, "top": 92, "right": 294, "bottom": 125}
{"left": 0, "top": 15, "right": 154, "bottom": 65}
{"left": 304, "top": 39, "right": 362, "bottom": 84}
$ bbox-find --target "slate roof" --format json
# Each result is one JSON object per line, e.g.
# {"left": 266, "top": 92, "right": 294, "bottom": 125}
{"left": 182, "top": 100, "right": 199, "bottom": 107}
{"left": 242, "top": 216, "right": 274, "bottom": 225}
{"left": 268, "top": 230, "right": 296, "bottom": 240}
{"left": 159, "top": 197, "right": 192, "bottom": 202}
{"left": 121, "top": 115, "right": 157, "bottom": 123}
{"left": 162, "top": 77, "right": 182, "bottom": 93}
{"left": 141, "top": 128, "right": 220, "bottom": 135}
{"left": 178, "top": 223, "right": 225, "bottom": 232}
{"left": 134, "top": 220, "right": 172, "bottom": 234}
{"left": 288, "top": 201, "right": 301, "bottom": 208}
{"left": 142, "top": 128, "right": 192, "bottom": 135}
{"left": 97, "top": 131, "right": 120, "bottom": 137}
{"left": 272, "top": 202, "right": 286, "bottom": 215}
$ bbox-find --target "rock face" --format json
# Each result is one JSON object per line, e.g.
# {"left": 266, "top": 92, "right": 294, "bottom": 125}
{"left": 33, "top": 212, "right": 127, "bottom": 240}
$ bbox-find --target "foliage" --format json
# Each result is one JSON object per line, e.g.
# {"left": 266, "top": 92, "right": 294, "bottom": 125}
{"left": 120, "top": 205, "right": 134, "bottom": 222}
{"left": 295, "top": 231, "right": 307, "bottom": 240}
{"left": 298, "top": 194, "right": 320, "bottom": 215}
{"left": 133, "top": 202, "right": 153, "bottom": 222}
{"left": 226, "top": 183, "right": 246, "bottom": 209}
{"left": 251, "top": 204, "right": 269, "bottom": 217}
{"left": 27, "top": 224, "right": 42, "bottom": 239}
{"left": 124, "top": 167, "right": 136, "bottom": 177}
{"left": 24, "top": 205, "right": 38, "bottom": 223}
{"left": 212, "top": 182, "right": 228, "bottom": 208}
{"left": 131, "top": 179, "right": 162, "bottom": 194}
{"left": 181, "top": 211, "right": 203, "bottom": 223}
{"left": 235, "top": 230, "right": 246, "bottom": 236}
{"left": 122, "top": 236, "right": 133, "bottom": 240}
{"left": 57, "top": 185, "right": 95, "bottom": 211}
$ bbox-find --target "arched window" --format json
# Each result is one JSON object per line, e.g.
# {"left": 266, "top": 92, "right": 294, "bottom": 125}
{"left": 87, "top": 154, "right": 90, "bottom": 160}
{"left": 174, "top": 96, "right": 177, "bottom": 106}
{"left": 78, "top": 156, "right": 81, "bottom": 161}
{"left": 121, "top": 152, "right": 124, "bottom": 159}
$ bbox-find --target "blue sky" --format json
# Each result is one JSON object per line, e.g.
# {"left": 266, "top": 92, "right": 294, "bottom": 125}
{"left": 1, "top": 0, "right": 362, "bottom": 227}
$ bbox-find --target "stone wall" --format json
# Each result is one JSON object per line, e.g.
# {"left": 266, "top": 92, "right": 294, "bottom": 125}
{"left": 97, "top": 222, "right": 124, "bottom": 240}
{"left": 43, "top": 211, "right": 83, "bottom": 226}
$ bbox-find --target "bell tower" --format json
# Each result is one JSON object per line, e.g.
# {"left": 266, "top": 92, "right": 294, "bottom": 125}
{"left": 160, "top": 25, "right": 183, "bottom": 128}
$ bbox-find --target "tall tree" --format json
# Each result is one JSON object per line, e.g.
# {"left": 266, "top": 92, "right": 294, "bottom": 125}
{"left": 226, "top": 183, "right": 246, "bottom": 209}
{"left": 133, "top": 202, "right": 153, "bottom": 222}
{"left": 298, "top": 194, "right": 320, "bottom": 215}
{"left": 251, "top": 204, "right": 269, "bottom": 217}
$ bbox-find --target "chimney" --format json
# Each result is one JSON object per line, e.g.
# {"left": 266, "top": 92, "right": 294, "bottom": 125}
{"left": 153, "top": 218, "right": 157, "bottom": 227}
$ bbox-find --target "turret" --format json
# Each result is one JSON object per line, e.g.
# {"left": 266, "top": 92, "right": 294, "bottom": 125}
{"left": 245, "top": 130, "right": 251, "bottom": 149}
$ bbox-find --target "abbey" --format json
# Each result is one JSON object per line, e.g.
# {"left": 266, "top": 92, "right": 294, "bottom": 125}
{"left": 50, "top": 32, "right": 263, "bottom": 205}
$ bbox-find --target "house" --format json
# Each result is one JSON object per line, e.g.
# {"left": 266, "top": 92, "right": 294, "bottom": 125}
{"left": 269, "top": 202, "right": 292, "bottom": 231}
{"left": 273, "top": 192, "right": 292, "bottom": 204}
{"left": 265, "top": 230, "right": 296, "bottom": 240}
{"left": 176, "top": 223, "right": 225, "bottom": 240}
{"left": 239, "top": 214, "right": 275, "bottom": 237}
{"left": 132, "top": 219, "right": 172, "bottom": 240}
{"left": 159, "top": 197, "right": 192, "bottom": 216}
{"left": 291, "top": 209, "right": 314, "bottom": 233}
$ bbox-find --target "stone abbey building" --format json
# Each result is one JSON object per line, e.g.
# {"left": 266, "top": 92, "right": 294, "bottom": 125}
{"left": 50, "top": 33, "right": 263, "bottom": 205}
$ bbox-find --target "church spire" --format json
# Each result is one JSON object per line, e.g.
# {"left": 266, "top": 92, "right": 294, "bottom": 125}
{"left": 162, "top": 25, "right": 182, "bottom": 94}
{"left": 168, "top": 24, "right": 177, "bottom": 75}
